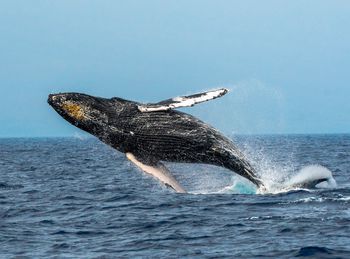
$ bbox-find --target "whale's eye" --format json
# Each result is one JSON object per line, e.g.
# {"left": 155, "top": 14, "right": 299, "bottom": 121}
{"left": 62, "top": 102, "right": 85, "bottom": 120}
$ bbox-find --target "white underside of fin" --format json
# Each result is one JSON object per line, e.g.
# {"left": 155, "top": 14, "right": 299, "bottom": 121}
{"left": 138, "top": 88, "right": 228, "bottom": 112}
{"left": 126, "top": 153, "right": 186, "bottom": 193}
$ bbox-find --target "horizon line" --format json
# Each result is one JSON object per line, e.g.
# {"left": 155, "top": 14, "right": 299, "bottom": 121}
{"left": 1, "top": 132, "right": 349, "bottom": 139}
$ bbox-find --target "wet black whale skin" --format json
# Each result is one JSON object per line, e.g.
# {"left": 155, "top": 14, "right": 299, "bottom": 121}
{"left": 48, "top": 94, "right": 262, "bottom": 187}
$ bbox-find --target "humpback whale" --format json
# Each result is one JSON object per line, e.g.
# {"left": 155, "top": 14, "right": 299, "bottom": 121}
{"left": 48, "top": 89, "right": 264, "bottom": 193}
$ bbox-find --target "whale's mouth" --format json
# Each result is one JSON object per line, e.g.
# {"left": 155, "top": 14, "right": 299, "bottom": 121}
{"left": 48, "top": 93, "right": 67, "bottom": 113}
{"left": 48, "top": 93, "right": 65, "bottom": 107}
{"left": 48, "top": 92, "right": 113, "bottom": 139}
{"left": 48, "top": 94, "right": 63, "bottom": 115}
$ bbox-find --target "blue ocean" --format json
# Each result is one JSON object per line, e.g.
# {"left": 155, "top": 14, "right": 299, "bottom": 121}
{"left": 1, "top": 135, "right": 349, "bottom": 258}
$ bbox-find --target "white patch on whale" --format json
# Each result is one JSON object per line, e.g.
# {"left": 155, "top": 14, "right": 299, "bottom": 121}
{"left": 138, "top": 88, "right": 228, "bottom": 112}
{"left": 126, "top": 153, "right": 186, "bottom": 193}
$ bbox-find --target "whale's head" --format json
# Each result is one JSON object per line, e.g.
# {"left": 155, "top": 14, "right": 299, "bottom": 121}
{"left": 48, "top": 93, "right": 130, "bottom": 141}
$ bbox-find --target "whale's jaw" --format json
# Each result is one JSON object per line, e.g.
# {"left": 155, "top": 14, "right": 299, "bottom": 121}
{"left": 48, "top": 93, "right": 111, "bottom": 138}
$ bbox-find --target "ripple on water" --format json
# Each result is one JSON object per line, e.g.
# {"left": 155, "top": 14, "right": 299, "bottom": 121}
{"left": 0, "top": 136, "right": 349, "bottom": 258}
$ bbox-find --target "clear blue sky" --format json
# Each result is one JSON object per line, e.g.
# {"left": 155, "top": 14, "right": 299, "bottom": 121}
{"left": 1, "top": 1, "right": 349, "bottom": 137}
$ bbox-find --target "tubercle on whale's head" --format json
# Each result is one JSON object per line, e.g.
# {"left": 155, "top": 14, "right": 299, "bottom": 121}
{"left": 48, "top": 92, "right": 123, "bottom": 136}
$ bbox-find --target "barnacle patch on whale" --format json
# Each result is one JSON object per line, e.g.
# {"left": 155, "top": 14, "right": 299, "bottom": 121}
{"left": 62, "top": 102, "right": 85, "bottom": 120}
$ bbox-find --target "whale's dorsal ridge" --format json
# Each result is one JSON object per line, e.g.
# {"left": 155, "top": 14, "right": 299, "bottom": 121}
{"left": 137, "top": 88, "right": 229, "bottom": 112}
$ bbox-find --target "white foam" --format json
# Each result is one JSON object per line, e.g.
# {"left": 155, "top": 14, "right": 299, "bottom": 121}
{"left": 285, "top": 165, "right": 337, "bottom": 189}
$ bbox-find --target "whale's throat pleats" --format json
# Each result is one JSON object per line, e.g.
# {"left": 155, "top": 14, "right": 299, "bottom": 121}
{"left": 126, "top": 153, "right": 186, "bottom": 193}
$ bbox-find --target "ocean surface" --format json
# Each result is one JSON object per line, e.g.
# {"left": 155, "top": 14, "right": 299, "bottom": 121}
{"left": 1, "top": 135, "right": 349, "bottom": 258}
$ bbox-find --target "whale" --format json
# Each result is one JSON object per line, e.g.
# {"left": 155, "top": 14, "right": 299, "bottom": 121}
{"left": 48, "top": 88, "right": 265, "bottom": 193}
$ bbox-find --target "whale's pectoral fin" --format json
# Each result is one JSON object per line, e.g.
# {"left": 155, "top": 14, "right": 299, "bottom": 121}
{"left": 137, "top": 88, "right": 228, "bottom": 112}
{"left": 126, "top": 153, "right": 186, "bottom": 193}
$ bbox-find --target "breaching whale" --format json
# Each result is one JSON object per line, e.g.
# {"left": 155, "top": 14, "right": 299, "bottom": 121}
{"left": 48, "top": 88, "right": 264, "bottom": 193}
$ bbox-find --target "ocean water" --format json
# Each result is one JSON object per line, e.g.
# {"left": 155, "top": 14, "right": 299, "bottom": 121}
{"left": 1, "top": 135, "right": 349, "bottom": 258}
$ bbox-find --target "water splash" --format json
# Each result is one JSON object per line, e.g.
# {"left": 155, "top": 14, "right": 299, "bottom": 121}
{"left": 190, "top": 177, "right": 257, "bottom": 195}
{"left": 175, "top": 147, "right": 338, "bottom": 195}
{"left": 211, "top": 164, "right": 337, "bottom": 195}
{"left": 172, "top": 136, "right": 338, "bottom": 195}
{"left": 260, "top": 165, "right": 336, "bottom": 194}
{"left": 198, "top": 135, "right": 339, "bottom": 195}
{"left": 217, "top": 179, "right": 257, "bottom": 194}
{"left": 73, "top": 132, "right": 89, "bottom": 140}
{"left": 285, "top": 165, "right": 337, "bottom": 189}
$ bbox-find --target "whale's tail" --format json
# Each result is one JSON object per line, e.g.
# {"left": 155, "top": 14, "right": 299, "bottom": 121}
{"left": 210, "top": 146, "right": 264, "bottom": 188}
{"left": 224, "top": 157, "right": 264, "bottom": 188}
